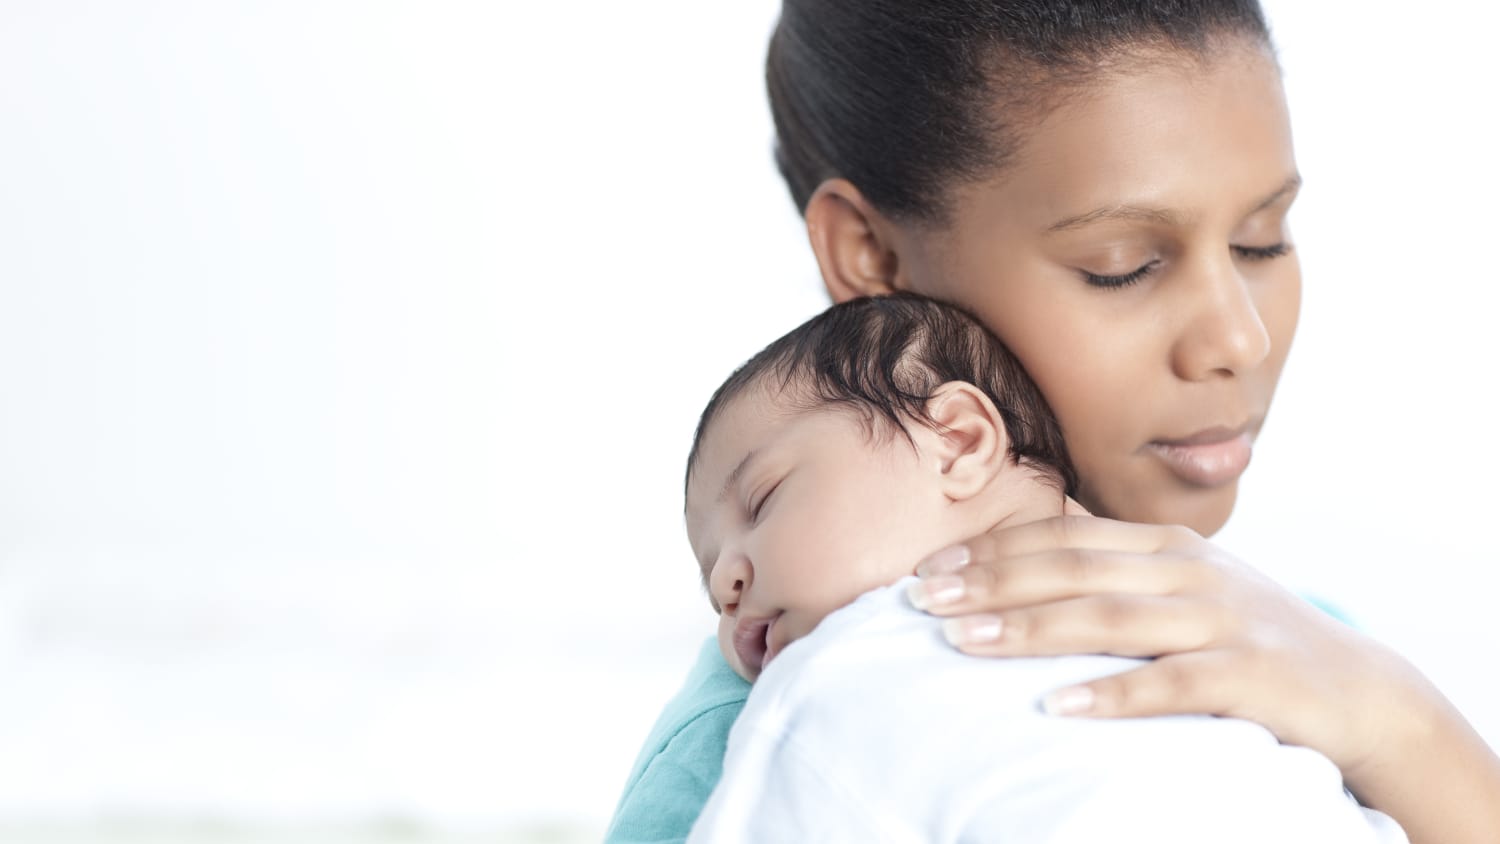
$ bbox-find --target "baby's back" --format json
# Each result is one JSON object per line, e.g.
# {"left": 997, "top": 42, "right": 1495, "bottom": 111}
{"left": 690, "top": 577, "right": 1405, "bottom": 843}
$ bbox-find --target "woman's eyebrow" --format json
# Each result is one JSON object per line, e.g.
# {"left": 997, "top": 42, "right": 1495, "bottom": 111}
{"left": 1044, "top": 173, "right": 1303, "bottom": 234}
{"left": 1248, "top": 173, "right": 1303, "bottom": 214}
{"left": 1047, "top": 204, "right": 1180, "bottom": 233}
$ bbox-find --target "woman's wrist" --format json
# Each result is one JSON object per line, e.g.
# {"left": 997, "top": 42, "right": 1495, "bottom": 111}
{"left": 1343, "top": 651, "right": 1500, "bottom": 844}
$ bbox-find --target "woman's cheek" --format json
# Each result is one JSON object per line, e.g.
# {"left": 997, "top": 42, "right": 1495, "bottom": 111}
{"left": 1259, "top": 263, "right": 1302, "bottom": 377}
{"left": 1054, "top": 392, "right": 1140, "bottom": 519}
{"left": 1030, "top": 335, "right": 1155, "bottom": 518}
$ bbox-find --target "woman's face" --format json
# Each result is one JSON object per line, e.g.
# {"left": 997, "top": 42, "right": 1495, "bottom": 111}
{"left": 889, "top": 47, "right": 1301, "bottom": 535}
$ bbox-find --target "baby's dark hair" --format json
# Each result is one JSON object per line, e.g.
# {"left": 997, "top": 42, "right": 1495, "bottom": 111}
{"left": 767, "top": 0, "right": 1272, "bottom": 223}
{"left": 687, "top": 293, "right": 1077, "bottom": 496}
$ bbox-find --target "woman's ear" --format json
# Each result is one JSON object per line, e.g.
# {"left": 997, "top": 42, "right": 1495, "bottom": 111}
{"left": 918, "top": 381, "right": 1012, "bottom": 502}
{"left": 804, "top": 179, "right": 905, "bottom": 304}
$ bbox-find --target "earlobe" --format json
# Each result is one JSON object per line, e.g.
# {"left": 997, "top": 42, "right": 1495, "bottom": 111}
{"left": 922, "top": 382, "right": 1011, "bottom": 501}
{"left": 804, "top": 179, "right": 904, "bottom": 304}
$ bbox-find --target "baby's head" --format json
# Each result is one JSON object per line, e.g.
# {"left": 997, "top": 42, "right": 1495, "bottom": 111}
{"left": 685, "top": 293, "right": 1077, "bottom": 681}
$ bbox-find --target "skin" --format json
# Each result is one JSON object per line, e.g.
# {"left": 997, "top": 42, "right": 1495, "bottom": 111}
{"left": 799, "top": 41, "right": 1500, "bottom": 844}
{"left": 686, "top": 380, "right": 1071, "bottom": 682}
{"left": 905, "top": 52, "right": 1300, "bottom": 535}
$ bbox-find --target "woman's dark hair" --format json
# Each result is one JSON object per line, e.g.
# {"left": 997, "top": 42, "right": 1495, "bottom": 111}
{"left": 767, "top": 0, "right": 1272, "bottom": 223}
{"left": 687, "top": 292, "right": 1078, "bottom": 497}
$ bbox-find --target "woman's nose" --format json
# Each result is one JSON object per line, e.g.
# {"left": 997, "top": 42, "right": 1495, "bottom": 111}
{"left": 708, "top": 552, "right": 752, "bottom": 616}
{"left": 1169, "top": 254, "right": 1272, "bottom": 381}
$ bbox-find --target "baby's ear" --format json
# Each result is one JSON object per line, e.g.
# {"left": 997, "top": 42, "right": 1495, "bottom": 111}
{"left": 919, "top": 381, "right": 1011, "bottom": 502}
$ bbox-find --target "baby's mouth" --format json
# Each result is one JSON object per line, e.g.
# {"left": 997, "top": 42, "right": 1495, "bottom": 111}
{"left": 761, "top": 616, "right": 785, "bottom": 667}
{"left": 732, "top": 614, "right": 776, "bottom": 675}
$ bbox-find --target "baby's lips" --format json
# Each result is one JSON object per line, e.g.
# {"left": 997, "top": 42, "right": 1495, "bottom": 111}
{"left": 731, "top": 615, "right": 773, "bottom": 674}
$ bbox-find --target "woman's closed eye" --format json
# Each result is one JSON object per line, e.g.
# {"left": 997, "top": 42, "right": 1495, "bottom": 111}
{"left": 1083, "top": 259, "right": 1162, "bottom": 289}
{"left": 1231, "top": 242, "right": 1292, "bottom": 261}
{"left": 1082, "top": 241, "right": 1291, "bottom": 289}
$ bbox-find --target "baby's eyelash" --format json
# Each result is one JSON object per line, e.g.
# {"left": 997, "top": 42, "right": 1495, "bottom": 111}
{"left": 750, "top": 480, "right": 781, "bottom": 522}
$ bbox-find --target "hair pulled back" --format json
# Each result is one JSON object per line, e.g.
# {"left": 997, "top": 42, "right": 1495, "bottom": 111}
{"left": 767, "top": 0, "right": 1272, "bottom": 222}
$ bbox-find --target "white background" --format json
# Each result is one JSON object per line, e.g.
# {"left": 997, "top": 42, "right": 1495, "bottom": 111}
{"left": 1, "top": 1, "right": 1496, "bottom": 839}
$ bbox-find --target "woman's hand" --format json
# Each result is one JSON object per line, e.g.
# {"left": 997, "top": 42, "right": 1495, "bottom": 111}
{"left": 906, "top": 514, "right": 1500, "bottom": 844}
{"left": 907, "top": 515, "right": 1386, "bottom": 764}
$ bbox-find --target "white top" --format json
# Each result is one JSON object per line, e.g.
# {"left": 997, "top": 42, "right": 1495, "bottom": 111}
{"left": 689, "top": 578, "right": 1406, "bottom": 844}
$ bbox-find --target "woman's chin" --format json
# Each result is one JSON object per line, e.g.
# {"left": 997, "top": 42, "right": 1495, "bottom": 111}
{"left": 1179, "top": 489, "right": 1237, "bottom": 537}
{"left": 1092, "top": 481, "right": 1239, "bottom": 537}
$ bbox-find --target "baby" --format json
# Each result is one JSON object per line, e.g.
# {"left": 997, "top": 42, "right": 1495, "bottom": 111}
{"left": 683, "top": 293, "right": 1404, "bottom": 842}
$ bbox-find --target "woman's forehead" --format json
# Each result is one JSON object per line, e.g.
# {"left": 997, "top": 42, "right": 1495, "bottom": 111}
{"left": 956, "top": 46, "right": 1294, "bottom": 228}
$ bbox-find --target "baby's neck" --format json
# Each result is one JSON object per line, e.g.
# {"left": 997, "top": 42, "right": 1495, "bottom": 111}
{"left": 963, "top": 463, "right": 1078, "bottom": 538}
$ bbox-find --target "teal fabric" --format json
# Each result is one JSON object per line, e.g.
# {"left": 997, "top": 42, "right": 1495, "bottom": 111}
{"left": 1304, "top": 594, "right": 1357, "bottom": 628}
{"left": 605, "top": 595, "right": 1356, "bottom": 842}
{"left": 604, "top": 637, "right": 750, "bottom": 844}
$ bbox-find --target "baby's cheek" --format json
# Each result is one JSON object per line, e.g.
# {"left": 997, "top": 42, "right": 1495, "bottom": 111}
{"left": 716, "top": 613, "right": 734, "bottom": 662}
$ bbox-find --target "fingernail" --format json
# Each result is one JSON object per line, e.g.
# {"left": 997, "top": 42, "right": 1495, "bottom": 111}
{"left": 906, "top": 575, "right": 965, "bottom": 610}
{"left": 942, "top": 615, "right": 1002, "bottom": 646}
{"left": 917, "top": 544, "right": 971, "bottom": 577}
{"left": 1041, "top": 686, "right": 1095, "bottom": 717}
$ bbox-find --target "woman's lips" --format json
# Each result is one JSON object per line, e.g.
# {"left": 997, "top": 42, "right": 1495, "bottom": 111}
{"left": 1147, "top": 427, "right": 1253, "bottom": 488}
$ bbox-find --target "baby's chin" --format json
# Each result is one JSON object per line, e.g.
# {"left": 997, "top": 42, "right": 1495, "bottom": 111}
{"left": 717, "top": 617, "right": 761, "bottom": 684}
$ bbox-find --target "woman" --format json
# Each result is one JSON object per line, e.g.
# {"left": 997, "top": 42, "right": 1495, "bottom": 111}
{"left": 609, "top": 2, "right": 1500, "bottom": 841}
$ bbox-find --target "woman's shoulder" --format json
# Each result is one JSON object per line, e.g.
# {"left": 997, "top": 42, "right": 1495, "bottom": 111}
{"left": 604, "top": 637, "right": 749, "bottom": 844}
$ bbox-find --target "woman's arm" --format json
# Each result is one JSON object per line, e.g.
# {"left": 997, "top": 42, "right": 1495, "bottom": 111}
{"left": 1342, "top": 679, "right": 1500, "bottom": 844}
{"left": 906, "top": 515, "right": 1500, "bottom": 844}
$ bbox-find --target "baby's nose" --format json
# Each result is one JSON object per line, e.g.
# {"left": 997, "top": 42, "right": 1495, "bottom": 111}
{"left": 708, "top": 553, "right": 752, "bottom": 616}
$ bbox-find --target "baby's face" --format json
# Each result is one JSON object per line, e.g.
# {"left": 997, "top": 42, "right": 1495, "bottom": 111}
{"left": 685, "top": 387, "right": 953, "bottom": 682}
